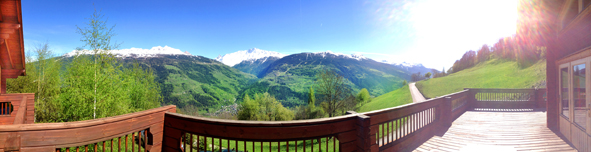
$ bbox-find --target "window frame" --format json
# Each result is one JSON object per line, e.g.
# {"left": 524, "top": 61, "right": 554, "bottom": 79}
{"left": 570, "top": 58, "right": 588, "bottom": 130}
{"left": 560, "top": 63, "right": 571, "bottom": 120}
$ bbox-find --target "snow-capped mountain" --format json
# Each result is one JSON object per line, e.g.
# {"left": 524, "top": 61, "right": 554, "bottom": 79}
{"left": 215, "top": 48, "right": 286, "bottom": 67}
{"left": 379, "top": 60, "right": 435, "bottom": 74}
{"left": 64, "top": 46, "right": 189, "bottom": 58}
{"left": 311, "top": 51, "right": 368, "bottom": 61}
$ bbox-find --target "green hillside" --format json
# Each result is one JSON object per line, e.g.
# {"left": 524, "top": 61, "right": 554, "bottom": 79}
{"left": 239, "top": 52, "right": 410, "bottom": 107}
{"left": 358, "top": 85, "right": 413, "bottom": 112}
{"left": 123, "top": 55, "right": 257, "bottom": 110}
{"left": 233, "top": 57, "right": 281, "bottom": 77}
{"left": 416, "top": 59, "right": 546, "bottom": 98}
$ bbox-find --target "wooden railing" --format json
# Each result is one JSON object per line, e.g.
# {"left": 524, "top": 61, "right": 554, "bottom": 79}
{"left": 0, "top": 105, "right": 176, "bottom": 152}
{"left": 163, "top": 112, "right": 355, "bottom": 152}
{"left": 467, "top": 88, "right": 546, "bottom": 110}
{"left": 0, "top": 88, "right": 547, "bottom": 152}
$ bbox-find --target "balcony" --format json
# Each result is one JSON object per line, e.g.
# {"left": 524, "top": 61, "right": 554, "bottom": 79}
{"left": 0, "top": 88, "right": 579, "bottom": 152}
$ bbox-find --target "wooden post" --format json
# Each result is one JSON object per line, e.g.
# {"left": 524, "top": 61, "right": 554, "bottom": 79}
{"left": 546, "top": 36, "right": 559, "bottom": 131}
{"left": 441, "top": 97, "right": 453, "bottom": 128}
{"left": 353, "top": 113, "right": 375, "bottom": 152}
{"left": 464, "top": 89, "right": 477, "bottom": 110}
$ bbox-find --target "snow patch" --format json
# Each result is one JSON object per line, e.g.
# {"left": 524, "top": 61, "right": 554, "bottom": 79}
{"left": 64, "top": 46, "right": 189, "bottom": 58}
{"left": 215, "top": 48, "right": 286, "bottom": 66}
{"left": 311, "top": 51, "right": 368, "bottom": 61}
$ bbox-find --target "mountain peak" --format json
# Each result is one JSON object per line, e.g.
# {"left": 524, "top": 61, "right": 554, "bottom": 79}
{"left": 215, "top": 48, "right": 286, "bottom": 66}
{"left": 64, "top": 46, "right": 189, "bottom": 58}
{"left": 311, "top": 51, "right": 368, "bottom": 61}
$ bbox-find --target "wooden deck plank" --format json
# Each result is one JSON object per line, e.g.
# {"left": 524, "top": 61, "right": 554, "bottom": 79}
{"left": 413, "top": 111, "right": 577, "bottom": 152}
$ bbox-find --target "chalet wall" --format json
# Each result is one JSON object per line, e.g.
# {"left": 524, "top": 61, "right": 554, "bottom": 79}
{"left": 550, "top": 5, "right": 591, "bottom": 151}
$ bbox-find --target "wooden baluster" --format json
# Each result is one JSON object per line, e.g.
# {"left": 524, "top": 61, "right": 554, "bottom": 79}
{"left": 144, "top": 130, "right": 147, "bottom": 152}
{"left": 399, "top": 119, "right": 402, "bottom": 139}
{"left": 386, "top": 122, "right": 390, "bottom": 142}
{"left": 118, "top": 137, "right": 121, "bottom": 152}
{"left": 94, "top": 143, "right": 97, "bottom": 152}
{"left": 111, "top": 139, "right": 114, "bottom": 152}
{"left": 326, "top": 137, "right": 328, "bottom": 152}
{"left": 381, "top": 124, "right": 384, "bottom": 146}
{"left": 183, "top": 134, "right": 186, "bottom": 152}
{"left": 125, "top": 135, "right": 128, "bottom": 152}
{"left": 190, "top": 134, "right": 193, "bottom": 152}
{"left": 84, "top": 145, "right": 87, "bottom": 152}
{"left": 1, "top": 102, "right": 4, "bottom": 115}
{"left": 76, "top": 147, "right": 79, "bottom": 152}
{"left": 244, "top": 140, "right": 247, "bottom": 152}
{"left": 406, "top": 116, "right": 409, "bottom": 135}
{"left": 269, "top": 142, "right": 271, "bottom": 152}
{"left": 412, "top": 114, "right": 415, "bottom": 132}
{"left": 252, "top": 140, "right": 254, "bottom": 152}
{"left": 422, "top": 110, "right": 424, "bottom": 127}
{"left": 132, "top": 132, "right": 135, "bottom": 152}
{"left": 66, "top": 148, "right": 69, "bottom": 152}
{"left": 218, "top": 138, "right": 221, "bottom": 152}
{"left": 304, "top": 140, "right": 306, "bottom": 152}
{"left": 103, "top": 141, "right": 105, "bottom": 152}
{"left": 261, "top": 142, "right": 263, "bottom": 152}
{"left": 333, "top": 136, "right": 335, "bottom": 152}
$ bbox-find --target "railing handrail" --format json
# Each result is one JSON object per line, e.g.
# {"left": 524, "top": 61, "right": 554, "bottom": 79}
{"left": 0, "top": 105, "right": 176, "bottom": 151}
{"left": 165, "top": 110, "right": 359, "bottom": 127}
{"left": 361, "top": 89, "right": 468, "bottom": 117}
{"left": 0, "top": 105, "right": 176, "bottom": 131}
{"left": 465, "top": 88, "right": 540, "bottom": 93}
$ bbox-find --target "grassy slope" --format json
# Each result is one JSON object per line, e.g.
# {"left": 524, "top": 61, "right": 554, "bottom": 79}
{"left": 416, "top": 59, "right": 546, "bottom": 98}
{"left": 358, "top": 85, "right": 413, "bottom": 113}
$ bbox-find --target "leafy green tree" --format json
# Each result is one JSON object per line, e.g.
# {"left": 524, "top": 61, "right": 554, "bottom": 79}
{"left": 308, "top": 87, "right": 315, "bottom": 106}
{"left": 238, "top": 93, "right": 294, "bottom": 121}
{"left": 73, "top": 8, "right": 121, "bottom": 119}
{"left": 295, "top": 88, "right": 325, "bottom": 120}
{"left": 316, "top": 69, "right": 350, "bottom": 117}
{"left": 58, "top": 9, "right": 160, "bottom": 121}
{"left": 7, "top": 43, "right": 63, "bottom": 122}
{"left": 356, "top": 88, "right": 371, "bottom": 105}
{"left": 237, "top": 94, "right": 259, "bottom": 120}
{"left": 425, "top": 72, "right": 432, "bottom": 79}
{"left": 402, "top": 80, "right": 408, "bottom": 86}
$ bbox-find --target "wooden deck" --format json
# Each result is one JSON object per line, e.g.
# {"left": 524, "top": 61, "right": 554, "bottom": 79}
{"left": 414, "top": 109, "right": 577, "bottom": 152}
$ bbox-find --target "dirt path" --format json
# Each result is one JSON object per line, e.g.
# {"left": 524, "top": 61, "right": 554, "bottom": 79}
{"left": 409, "top": 83, "right": 426, "bottom": 103}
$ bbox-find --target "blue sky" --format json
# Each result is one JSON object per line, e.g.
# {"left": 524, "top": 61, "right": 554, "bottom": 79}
{"left": 22, "top": 0, "right": 517, "bottom": 69}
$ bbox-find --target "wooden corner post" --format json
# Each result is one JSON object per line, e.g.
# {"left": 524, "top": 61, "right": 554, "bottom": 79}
{"left": 441, "top": 97, "right": 453, "bottom": 128}
{"left": 353, "top": 113, "right": 376, "bottom": 152}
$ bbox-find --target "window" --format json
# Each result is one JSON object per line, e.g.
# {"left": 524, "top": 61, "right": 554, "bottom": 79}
{"left": 561, "top": 67, "right": 570, "bottom": 119}
{"left": 572, "top": 64, "right": 587, "bottom": 129}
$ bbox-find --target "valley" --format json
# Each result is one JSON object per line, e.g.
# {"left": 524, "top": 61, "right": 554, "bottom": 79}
{"left": 71, "top": 47, "right": 434, "bottom": 114}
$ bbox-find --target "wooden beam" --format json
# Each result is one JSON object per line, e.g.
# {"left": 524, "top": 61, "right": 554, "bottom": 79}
{"left": 0, "top": 23, "right": 20, "bottom": 29}
{"left": 4, "top": 39, "right": 14, "bottom": 69}
{"left": 1, "top": 69, "right": 24, "bottom": 78}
